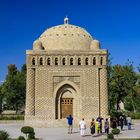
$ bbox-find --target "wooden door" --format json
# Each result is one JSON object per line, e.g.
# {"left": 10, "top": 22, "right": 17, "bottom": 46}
{"left": 61, "top": 98, "right": 73, "bottom": 118}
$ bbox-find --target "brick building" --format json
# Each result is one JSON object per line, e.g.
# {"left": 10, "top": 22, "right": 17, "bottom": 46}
{"left": 25, "top": 18, "right": 108, "bottom": 127}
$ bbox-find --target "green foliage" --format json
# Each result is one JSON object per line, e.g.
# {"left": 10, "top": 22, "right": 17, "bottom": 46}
{"left": 0, "top": 130, "right": 10, "bottom": 140}
{"left": 0, "top": 115, "right": 24, "bottom": 120}
{"left": 8, "top": 64, "right": 17, "bottom": 75}
{"left": 126, "top": 112, "right": 140, "bottom": 119}
{"left": 28, "top": 131, "right": 35, "bottom": 139}
{"left": 111, "top": 128, "right": 120, "bottom": 135}
{"left": 108, "top": 60, "right": 138, "bottom": 114}
{"left": 1, "top": 64, "right": 26, "bottom": 113}
{"left": 0, "top": 86, "right": 3, "bottom": 113}
{"left": 21, "top": 126, "right": 35, "bottom": 139}
{"left": 110, "top": 111, "right": 122, "bottom": 118}
{"left": 21, "top": 126, "right": 34, "bottom": 134}
{"left": 18, "top": 136, "right": 25, "bottom": 140}
{"left": 107, "top": 133, "right": 114, "bottom": 139}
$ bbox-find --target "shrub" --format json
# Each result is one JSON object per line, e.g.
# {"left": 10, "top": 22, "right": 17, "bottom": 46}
{"left": 21, "top": 126, "right": 34, "bottom": 134}
{"left": 0, "top": 130, "right": 10, "bottom": 140}
{"left": 107, "top": 133, "right": 114, "bottom": 139}
{"left": 28, "top": 131, "right": 35, "bottom": 139}
{"left": 111, "top": 128, "right": 120, "bottom": 135}
{"left": 18, "top": 136, "right": 25, "bottom": 140}
{"left": 130, "top": 112, "right": 140, "bottom": 119}
{"left": 0, "top": 115, "right": 24, "bottom": 120}
{"left": 21, "top": 126, "right": 35, "bottom": 139}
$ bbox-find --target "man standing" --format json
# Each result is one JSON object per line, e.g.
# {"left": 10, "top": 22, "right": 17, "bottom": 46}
{"left": 119, "top": 116, "right": 124, "bottom": 130}
{"left": 79, "top": 118, "right": 86, "bottom": 137}
{"left": 67, "top": 114, "right": 73, "bottom": 134}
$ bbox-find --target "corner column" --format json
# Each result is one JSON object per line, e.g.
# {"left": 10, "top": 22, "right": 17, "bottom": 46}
{"left": 99, "top": 67, "right": 108, "bottom": 117}
{"left": 25, "top": 68, "right": 35, "bottom": 116}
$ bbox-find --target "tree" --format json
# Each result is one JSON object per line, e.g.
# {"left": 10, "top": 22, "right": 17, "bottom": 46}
{"left": 108, "top": 61, "right": 137, "bottom": 114}
{"left": 1, "top": 64, "right": 26, "bottom": 113}
{"left": 0, "top": 86, "right": 4, "bottom": 113}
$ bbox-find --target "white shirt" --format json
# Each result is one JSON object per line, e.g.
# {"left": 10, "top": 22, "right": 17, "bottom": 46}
{"left": 79, "top": 120, "right": 86, "bottom": 129}
{"left": 127, "top": 117, "right": 132, "bottom": 123}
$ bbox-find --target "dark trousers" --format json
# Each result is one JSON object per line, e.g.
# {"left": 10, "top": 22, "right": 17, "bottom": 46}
{"left": 105, "top": 128, "right": 109, "bottom": 134}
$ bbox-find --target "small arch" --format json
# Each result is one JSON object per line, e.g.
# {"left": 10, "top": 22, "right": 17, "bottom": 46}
{"left": 55, "top": 57, "right": 58, "bottom": 65}
{"left": 70, "top": 58, "right": 73, "bottom": 65}
{"left": 39, "top": 57, "right": 43, "bottom": 65}
{"left": 62, "top": 58, "right": 66, "bottom": 65}
{"left": 85, "top": 57, "right": 88, "bottom": 65}
{"left": 78, "top": 58, "right": 81, "bottom": 65}
{"left": 100, "top": 57, "right": 103, "bottom": 65}
{"left": 47, "top": 57, "right": 51, "bottom": 65}
{"left": 32, "top": 57, "right": 35, "bottom": 65}
{"left": 93, "top": 57, "right": 96, "bottom": 65}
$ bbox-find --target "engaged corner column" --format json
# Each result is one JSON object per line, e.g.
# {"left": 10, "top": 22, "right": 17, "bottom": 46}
{"left": 100, "top": 68, "right": 108, "bottom": 117}
{"left": 25, "top": 68, "right": 35, "bottom": 116}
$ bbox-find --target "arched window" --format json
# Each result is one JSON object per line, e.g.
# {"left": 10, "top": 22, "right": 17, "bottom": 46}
{"left": 41, "top": 46, "right": 45, "bottom": 50}
{"left": 47, "top": 58, "right": 51, "bottom": 65}
{"left": 55, "top": 58, "right": 58, "bottom": 65}
{"left": 100, "top": 57, "right": 103, "bottom": 65}
{"left": 78, "top": 58, "right": 81, "bottom": 65}
{"left": 32, "top": 57, "right": 35, "bottom": 65}
{"left": 62, "top": 58, "right": 66, "bottom": 65}
{"left": 93, "top": 57, "right": 96, "bottom": 65}
{"left": 85, "top": 57, "right": 88, "bottom": 65}
{"left": 39, "top": 57, "right": 43, "bottom": 65}
{"left": 70, "top": 58, "right": 73, "bottom": 65}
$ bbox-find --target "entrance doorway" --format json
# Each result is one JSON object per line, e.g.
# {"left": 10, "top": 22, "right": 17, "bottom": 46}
{"left": 61, "top": 98, "right": 73, "bottom": 118}
{"left": 55, "top": 84, "right": 76, "bottom": 119}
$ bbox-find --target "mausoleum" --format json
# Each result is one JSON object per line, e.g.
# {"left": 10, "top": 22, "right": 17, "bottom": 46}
{"left": 25, "top": 18, "right": 108, "bottom": 127}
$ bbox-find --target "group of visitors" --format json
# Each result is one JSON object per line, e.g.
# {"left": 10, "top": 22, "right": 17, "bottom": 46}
{"left": 110, "top": 115, "right": 132, "bottom": 130}
{"left": 67, "top": 114, "right": 132, "bottom": 137}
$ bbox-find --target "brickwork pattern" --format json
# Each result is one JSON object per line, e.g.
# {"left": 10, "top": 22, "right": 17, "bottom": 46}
{"left": 100, "top": 68, "right": 108, "bottom": 117}
{"left": 25, "top": 64, "right": 108, "bottom": 127}
{"left": 25, "top": 68, "right": 35, "bottom": 116}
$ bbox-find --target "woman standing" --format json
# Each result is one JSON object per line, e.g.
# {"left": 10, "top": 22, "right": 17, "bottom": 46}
{"left": 90, "top": 118, "right": 95, "bottom": 135}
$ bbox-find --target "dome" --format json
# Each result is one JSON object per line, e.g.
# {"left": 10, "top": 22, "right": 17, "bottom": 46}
{"left": 33, "top": 40, "right": 45, "bottom": 50}
{"left": 90, "top": 40, "right": 100, "bottom": 50}
{"left": 33, "top": 19, "right": 100, "bottom": 51}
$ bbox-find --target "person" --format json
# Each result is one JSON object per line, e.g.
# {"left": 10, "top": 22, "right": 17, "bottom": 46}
{"left": 90, "top": 118, "right": 95, "bottom": 135}
{"left": 67, "top": 114, "right": 73, "bottom": 134}
{"left": 126, "top": 115, "right": 132, "bottom": 130}
{"left": 119, "top": 116, "right": 124, "bottom": 130}
{"left": 112, "top": 118, "right": 117, "bottom": 129}
{"left": 104, "top": 118, "right": 109, "bottom": 134}
{"left": 95, "top": 119, "right": 100, "bottom": 134}
{"left": 96, "top": 116, "right": 104, "bottom": 133}
{"left": 79, "top": 118, "right": 86, "bottom": 137}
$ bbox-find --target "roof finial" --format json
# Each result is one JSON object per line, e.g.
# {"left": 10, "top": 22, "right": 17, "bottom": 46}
{"left": 64, "top": 16, "right": 69, "bottom": 24}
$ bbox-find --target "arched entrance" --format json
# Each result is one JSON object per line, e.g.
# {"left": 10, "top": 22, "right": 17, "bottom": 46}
{"left": 55, "top": 84, "right": 77, "bottom": 119}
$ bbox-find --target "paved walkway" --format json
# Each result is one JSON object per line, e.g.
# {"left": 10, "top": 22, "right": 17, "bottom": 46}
{"left": 0, "top": 121, "right": 140, "bottom": 140}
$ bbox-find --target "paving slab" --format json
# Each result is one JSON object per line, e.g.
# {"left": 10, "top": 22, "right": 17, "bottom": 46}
{"left": 0, "top": 121, "right": 140, "bottom": 140}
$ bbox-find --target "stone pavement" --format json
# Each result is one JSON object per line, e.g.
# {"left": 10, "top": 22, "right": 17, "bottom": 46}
{"left": 0, "top": 121, "right": 140, "bottom": 140}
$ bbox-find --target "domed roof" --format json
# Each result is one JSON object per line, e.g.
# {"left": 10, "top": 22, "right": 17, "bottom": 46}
{"left": 33, "top": 18, "right": 100, "bottom": 51}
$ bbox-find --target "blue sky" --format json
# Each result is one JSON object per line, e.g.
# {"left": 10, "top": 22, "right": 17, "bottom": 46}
{"left": 0, "top": 0, "right": 140, "bottom": 82}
